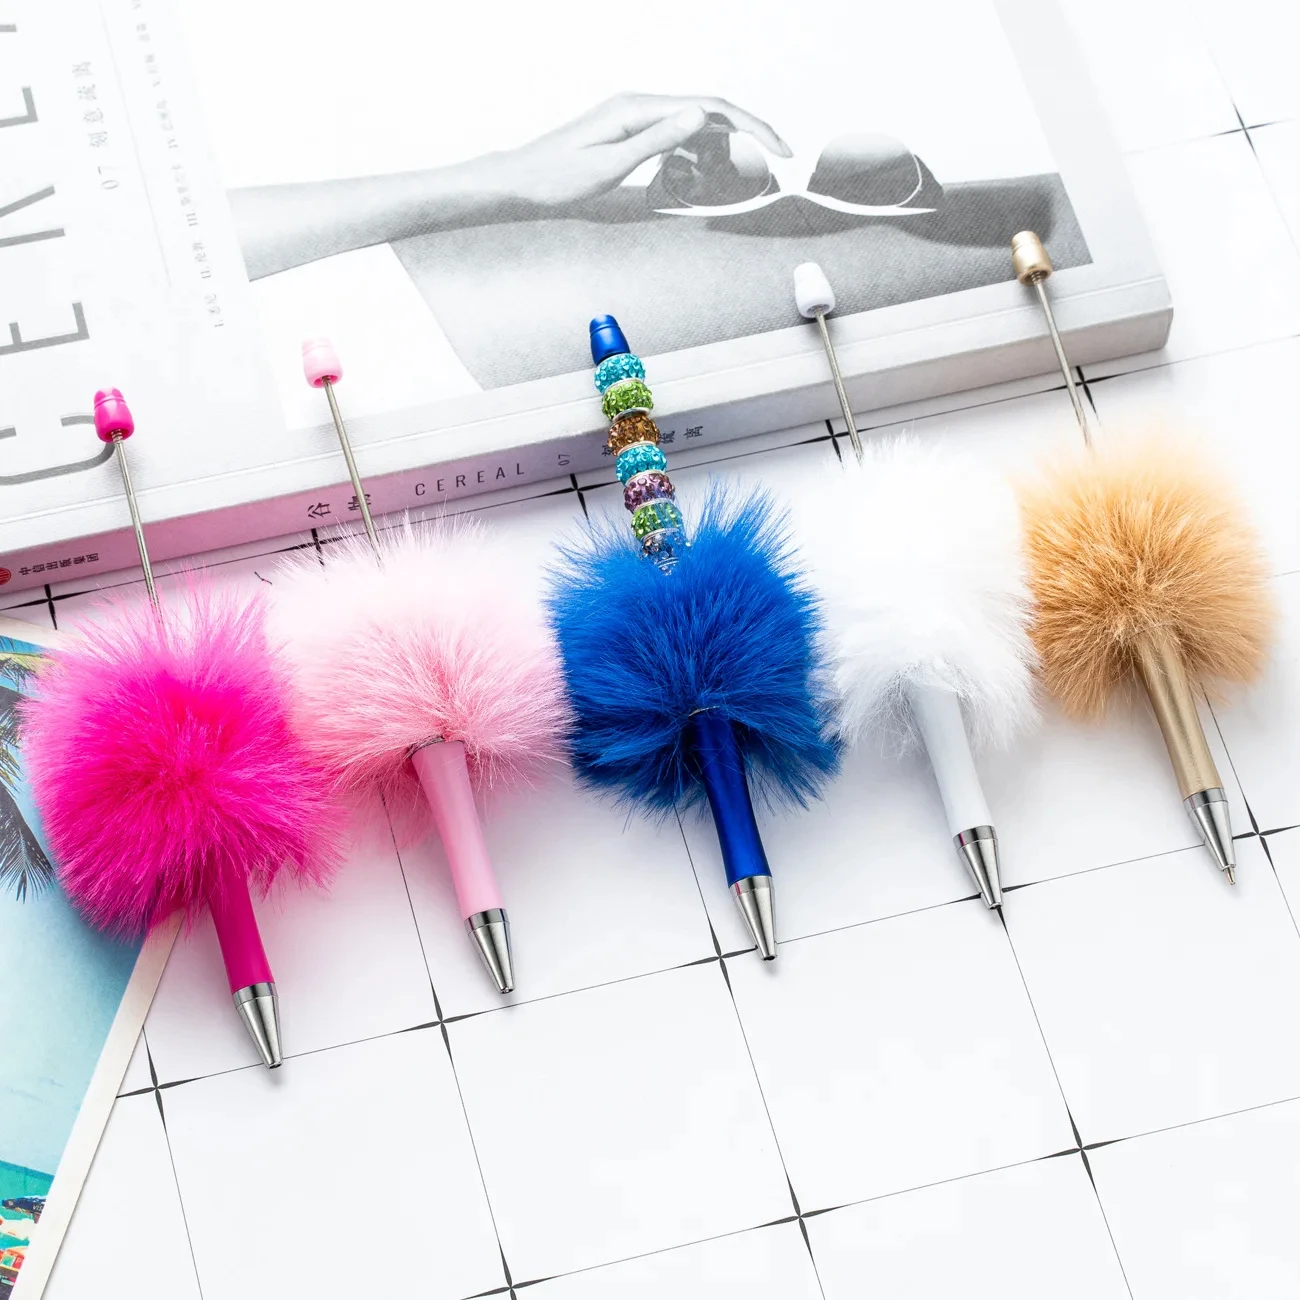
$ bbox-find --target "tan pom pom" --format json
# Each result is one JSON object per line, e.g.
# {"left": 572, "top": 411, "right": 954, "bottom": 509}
{"left": 1019, "top": 433, "right": 1275, "bottom": 719}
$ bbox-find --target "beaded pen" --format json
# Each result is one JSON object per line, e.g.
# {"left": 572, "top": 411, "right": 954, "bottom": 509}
{"left": 548, "top": 316, "right": 838, "bottom": 959}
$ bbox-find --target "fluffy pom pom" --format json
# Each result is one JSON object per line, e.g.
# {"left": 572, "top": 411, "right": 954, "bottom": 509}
{"left": 1019, "top": 433, "right": 1275, "bottom": 718}
{"left": 793, "top": 436, "right": 1038, "bottom": 751}
{"left": 20, "top": 586, "right": 339, "bottom": 936}
{"left": 546, "top": 487, "right": 840, "bottom": 812}
{"left": 268, "top": 519, "right": 568, "bottom": 825}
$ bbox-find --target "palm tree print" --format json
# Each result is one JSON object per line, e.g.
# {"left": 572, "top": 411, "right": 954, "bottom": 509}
{"left": 0, "top": 644, "right": 52, "bottom": 900}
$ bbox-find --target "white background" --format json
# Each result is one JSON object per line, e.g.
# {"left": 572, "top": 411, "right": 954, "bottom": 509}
{"left": 10, "top": 0, "right": 1300, "bottom": 1295}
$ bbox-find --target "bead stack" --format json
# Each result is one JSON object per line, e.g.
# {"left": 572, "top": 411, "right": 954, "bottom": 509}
{"left": 589, "top": 315, "right": 687, "bottom": 571}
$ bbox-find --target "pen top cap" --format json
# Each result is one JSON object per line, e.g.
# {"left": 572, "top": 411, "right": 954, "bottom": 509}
{"left": 93, "top": 388, "right": 134, "bottom": 442}
{"left": 1011, "top": 231, "right": 1053, "bottom": 285}
{"left": 793, "top": 262, "right": 835, "bottom": 318}
{"left": 302, "top": 337, "right": 342, "bottom": 388}
{"left": 589, "top": 315, "right": 631, "bottom": 366}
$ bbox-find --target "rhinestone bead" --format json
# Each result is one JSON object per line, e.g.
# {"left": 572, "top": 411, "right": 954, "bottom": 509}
{"left": 623, "top": 470, "right": 675, "bottom": 512}
{"left": 601, "top": 378, "right": 654, "bottom": 421}
{"left": 615, "top": 443, "right": 668, "bottom": 484}
{"left": 631, "top": 500, "right": 684, "bottom": 540}
{"left": 642, "top": 526, "right": 688, "bottom": 568}
{"left": 593, "top": 352, "right": 646, "bottom": 393}
{"left": 607, "top": 411, "right": 659, "bottom": 455}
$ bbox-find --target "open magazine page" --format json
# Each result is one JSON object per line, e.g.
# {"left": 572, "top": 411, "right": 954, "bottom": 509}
{"left": 0, "top": 621, "right": 175, "bottom": 1300}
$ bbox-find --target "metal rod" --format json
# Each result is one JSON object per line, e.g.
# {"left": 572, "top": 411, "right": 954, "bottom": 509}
{"left": 814, "top": 310, "right": 863, "bottom": 461}
{"left": 112, "top": 433, "right": 157, "bottom": 609}
{"left": 323, "top": 378, "right": 380, "bottom": 555}
{"left": 1032, "top": 278, "right": 1092, "bottom": 449}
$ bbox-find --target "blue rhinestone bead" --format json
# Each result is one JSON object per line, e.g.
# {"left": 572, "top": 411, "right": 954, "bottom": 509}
{"left": 593, "top": 352, "right": 646, "bottom": 393}
{"left": 615, "top": 443, "right": 668, "bottom": 484}
{"left": 642, "top": 526, "right": 689, "bottom": 567}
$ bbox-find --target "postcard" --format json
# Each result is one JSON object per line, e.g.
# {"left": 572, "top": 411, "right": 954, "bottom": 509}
{"left": 0, "top": 617, "right": 176, "bottom": 1300}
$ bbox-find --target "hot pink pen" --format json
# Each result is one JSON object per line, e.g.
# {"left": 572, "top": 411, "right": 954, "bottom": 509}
{"left": 19, "top": 389, "right": 339, "bottom": 1069}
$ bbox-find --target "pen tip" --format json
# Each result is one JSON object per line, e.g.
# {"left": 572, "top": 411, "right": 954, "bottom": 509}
{"left": 233, "top": 983, "right": 282, "bottom": 1069}
{"left": 1225, "top": 865, "right": 1236, "bottom": 885}
{"left": 467, "top": 909, "right": 515, "bottom": 994}
{"left": 732, "top": 876, "right": 777, "bottom": 960}
{"left": 955, "top": 827, "right": 1003, "bottom": 909}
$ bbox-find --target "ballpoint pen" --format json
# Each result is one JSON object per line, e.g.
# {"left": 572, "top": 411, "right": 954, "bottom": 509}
{"left": 1011, "top": 231, "right": 1274, "bottom": 881}
{"left": 792, "top": 263, "right": 1037, "bottom": 907}
{"left": 21, "top": 389, "right": 337, "bottom": 1068}
{"left": 547, "top": 315, "right": 839, "bottom": 958}
{"left": 268, "top": 339, "right": 568, "bottom": 993}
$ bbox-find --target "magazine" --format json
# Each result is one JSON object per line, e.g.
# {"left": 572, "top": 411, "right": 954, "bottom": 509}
{"left": 0, "top": 618, "right": 175, "bottom": 1300}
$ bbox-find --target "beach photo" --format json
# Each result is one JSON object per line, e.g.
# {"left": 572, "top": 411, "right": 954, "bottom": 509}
{"left": 0, "top": 636, "right": 140, "bottom": 1299}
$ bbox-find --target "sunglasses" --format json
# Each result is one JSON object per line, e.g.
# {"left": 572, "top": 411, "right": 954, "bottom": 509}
{"left": 646, "top": 115, "right": 942, "bottom": 217}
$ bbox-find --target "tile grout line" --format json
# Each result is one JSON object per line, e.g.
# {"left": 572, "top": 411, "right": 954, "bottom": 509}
{"left": 995, "top": 908, "right": 1136, "bottom": 1300}
{"left": 147, "top": 1086, "right": 207, "bottom": 1300}
{"left": 713, "top": 952, "right": 828, "bottom": 1300}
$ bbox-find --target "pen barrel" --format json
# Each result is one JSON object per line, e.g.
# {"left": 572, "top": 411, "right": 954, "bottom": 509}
{"left": 1132, "top": 629, "right": 1222, "bottom": 799}
{"left": 907, "top": 683, "right": 992, "bottom": 835}
{"left": 689, "top": 711, "right": 771, "bottom": 888}
{"left": 208, "top": 874, "right": 273, "bottom": 993}
{"left": 411, "top": 739, "right": 504, "bottom": 917}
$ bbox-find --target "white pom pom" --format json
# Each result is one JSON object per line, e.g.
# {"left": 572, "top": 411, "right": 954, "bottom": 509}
{"left": 793, "top": 262, "right": 835, "bottom": 318}
{"left": 793, "top": 436, "right": 1039, "bottom": 753}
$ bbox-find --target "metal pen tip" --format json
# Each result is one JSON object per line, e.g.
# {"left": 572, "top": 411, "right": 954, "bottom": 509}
{"left": 1185, "top": 788, "right": 1236, "bottom": 878}
{"left": 233, "top": 983, "right": 282, "bottom": 1069}
{"left": 467, "top": 908, "right": 514, "bottom": 994}
{"left": 732, "top": 876, "right": 777, "bottom": 960}
{"left": 955, "top": 826, "right": 1003, "bottom": 909}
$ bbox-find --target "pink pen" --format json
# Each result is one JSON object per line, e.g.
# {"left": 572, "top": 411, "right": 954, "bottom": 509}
{"left": 297, "top": 340, "right": 519, "bottom": 991}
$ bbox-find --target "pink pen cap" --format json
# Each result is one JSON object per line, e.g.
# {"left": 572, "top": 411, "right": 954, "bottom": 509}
{"left": 303, "top": 337, "right": 343, "bottom": 388}
{"left": 94, "top": 388, "right": 135, "bottom": 441}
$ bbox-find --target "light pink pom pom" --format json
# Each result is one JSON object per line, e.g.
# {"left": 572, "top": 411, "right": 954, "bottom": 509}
{"left": 268, "top": 518, "right": 568, "bottom": 833}
{"left": 20, "top": 585, "right": 340, "bottom": 935}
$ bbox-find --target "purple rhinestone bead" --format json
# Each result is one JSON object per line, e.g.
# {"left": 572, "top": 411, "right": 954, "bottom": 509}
{"left": 623, "top": 470, "right": 675, "bottom": 513}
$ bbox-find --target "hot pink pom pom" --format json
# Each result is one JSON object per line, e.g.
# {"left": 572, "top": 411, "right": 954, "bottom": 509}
{"left": 268, "top": 518, "right": 568, "bottom": 833}
{"left": 20, "top": 585, "right": 340, "bottom": 935}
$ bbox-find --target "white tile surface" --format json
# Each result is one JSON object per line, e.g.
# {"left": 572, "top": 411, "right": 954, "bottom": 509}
{"left": 525, "top": 1223, "right": 822, "bottom": 1300}
{"left": 1254, "top": 118, "right": 1300, "bottom": 253}
{"left": 1091, "top": 1098, "right": 1300, "bottom": 1299}
{"left": 144, "top": 833, "right": 435, "bottom": 1083}
{"left": 1264, "top": 827, "right": 1300, "bottom": 919}
{"left": 1088, "top": 133, "right": 1300, "bottom": 377}
{"left": 1006, "top": 837, "right": 1300, "bottom": 1142}
{"left": 164, "top": 1029, "right": 502, "bottom": 1300}
{"left": 447, "top": 962, "right": 790, "bottom": 1280}
{"left": 810, "top": 1154, "right": 1129, "bottom": 1300}
{"left": 1213, "top": 572, "right": 1300, "bottom": 833}
{"left": 729, "top": 904, "right": 1074, "bottom": 1210}
{"left": 45, "top": 1093, "right": 199, "bottom": 1300}
{"left": 1062, "top": 0, "right": 1239, "bottom": 152}
{"left": 1191, "top": 0, "right": 1300, "bottom": 126}
{"left": 402, "top": 767, "right": 715, "bottom": 1018}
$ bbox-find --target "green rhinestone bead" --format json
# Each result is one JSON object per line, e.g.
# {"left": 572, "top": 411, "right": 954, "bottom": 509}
{"left": 631, "top": 500, "right": 683, "bottom": 540}
{"left": 602, "top": 378, "right": 653, "bottom": 421}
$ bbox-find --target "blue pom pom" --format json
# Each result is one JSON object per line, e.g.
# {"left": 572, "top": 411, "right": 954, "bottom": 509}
{"left": 546, "top": 487, "right": 841, "bottom": 813}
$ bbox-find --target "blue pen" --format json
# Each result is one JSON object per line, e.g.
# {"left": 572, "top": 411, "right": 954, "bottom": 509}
{"left": 546, "top": 316, "right": 838, "bottom": 960}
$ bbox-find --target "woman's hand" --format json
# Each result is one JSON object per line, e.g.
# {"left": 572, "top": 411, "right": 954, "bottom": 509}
{"left": 486, "top": 93, "right": 792, "bottom": 207}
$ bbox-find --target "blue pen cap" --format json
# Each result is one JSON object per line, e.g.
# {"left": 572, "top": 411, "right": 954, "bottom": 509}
{"left": 589, "top": 314, "right": 631, "bottom": 365}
